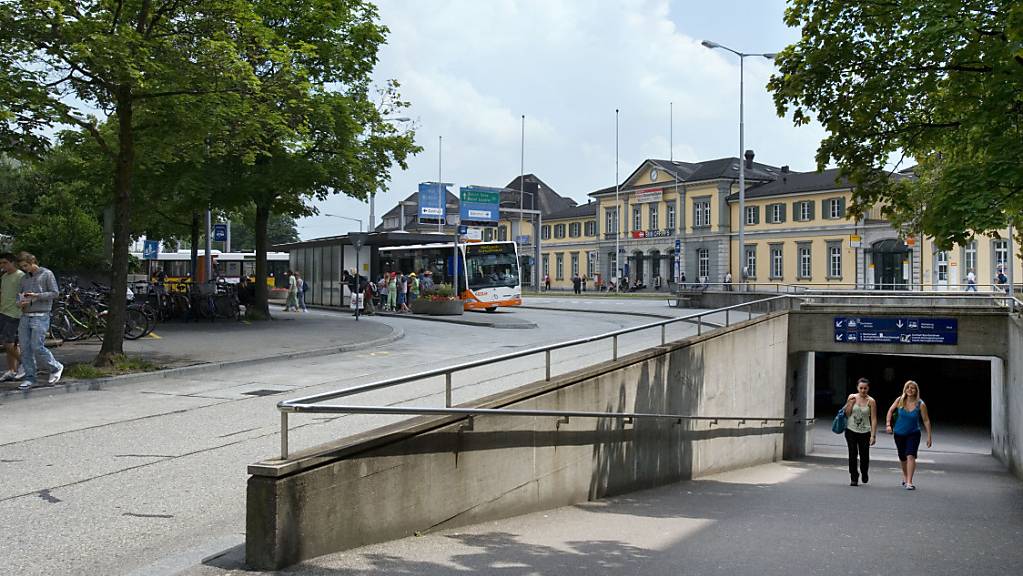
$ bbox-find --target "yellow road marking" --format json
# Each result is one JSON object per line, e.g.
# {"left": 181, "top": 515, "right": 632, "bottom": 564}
{"left": 146, "top": 332, "right": 162, "bottom": 339}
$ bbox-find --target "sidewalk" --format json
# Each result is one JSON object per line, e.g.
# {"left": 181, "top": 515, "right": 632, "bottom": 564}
{"left": 0, "top": 309, "right": 401, "bottom": 400}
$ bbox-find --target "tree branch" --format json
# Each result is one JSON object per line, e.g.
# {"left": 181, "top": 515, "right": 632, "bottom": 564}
{"left": 133, "top": 86, "right": 251, "bottom": 100}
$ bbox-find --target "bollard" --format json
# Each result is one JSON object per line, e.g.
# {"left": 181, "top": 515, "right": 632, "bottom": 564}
{"left": 545, "top": 349, "right": 551, "bottom": 381}
{"left": 613, "top": 335, "right": 618, "bottom": 360}
{"left": 725, "top": 309, "right": 730, "bottom": 326}
{"left": 280, "top": 412, "right": 289, "bottom": 460}
{"left": 661, "top": 324, "right": 666, "bottom": 345}
{"left": 697, "top": 316, "right": 702, "bottom": 335}
{"left": 445, "top": 372, "right": 453, "bottom": 407}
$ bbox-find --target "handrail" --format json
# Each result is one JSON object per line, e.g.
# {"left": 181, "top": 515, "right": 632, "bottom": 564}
{"left": 274, "top": 291, "right": 1016, "bottom": 460}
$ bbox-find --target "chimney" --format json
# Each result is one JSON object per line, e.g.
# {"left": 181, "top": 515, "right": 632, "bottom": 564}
{"left": 781, "top": 165, "right": 790, "bottom": 173}
{"left": 744, "top": 149, "right": 755, "bottom": 169}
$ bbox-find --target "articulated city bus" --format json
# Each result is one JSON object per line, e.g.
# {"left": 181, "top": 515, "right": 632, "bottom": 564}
{"left": 378, "top": 241, "right": 522, "bottom": 311}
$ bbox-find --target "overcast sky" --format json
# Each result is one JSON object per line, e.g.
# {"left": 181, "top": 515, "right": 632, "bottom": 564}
{"left": 298, "top": 0, "right": 827, "bottom": 240}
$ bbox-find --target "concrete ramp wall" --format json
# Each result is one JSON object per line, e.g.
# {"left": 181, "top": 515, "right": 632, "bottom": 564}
{"left": 996, "top": 316, "right": 1023, "bottom": 478}
{"left": 246, "top": 312, "right": 795, "bottom": 570}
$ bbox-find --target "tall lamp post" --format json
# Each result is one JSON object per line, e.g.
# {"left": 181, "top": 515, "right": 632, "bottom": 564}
{"left": 701, "top": 40, "right": 776, "bottom": 284}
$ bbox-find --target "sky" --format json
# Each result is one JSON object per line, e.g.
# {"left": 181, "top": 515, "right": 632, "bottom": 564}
{"left": 297, "top": 0, "right": 828, "bottom": 240}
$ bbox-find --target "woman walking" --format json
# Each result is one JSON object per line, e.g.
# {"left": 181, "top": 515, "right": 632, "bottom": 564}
{"left": 387, "top": 272, "right": 397, "bottom": 312}
{"left": 886, "top": 380, "right": 933, "bottom": 490}
{"left": 284, "top": 270, "right": 299, "bottom": 312}
{"left": 843, "top": 377, "right": 877, "bottom": 486}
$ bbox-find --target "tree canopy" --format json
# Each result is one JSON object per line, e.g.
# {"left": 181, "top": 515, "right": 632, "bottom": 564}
{"left": 769, "top": 0, "right": 1023, "bottom": 247}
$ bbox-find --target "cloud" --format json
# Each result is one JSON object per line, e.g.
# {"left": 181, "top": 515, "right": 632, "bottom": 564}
{"left": 298, "top": 0, "right": 826, "bottom": 240}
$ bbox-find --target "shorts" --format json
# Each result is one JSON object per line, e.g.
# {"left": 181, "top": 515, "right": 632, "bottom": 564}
{"left": 0, "top": 314, "right": 18, "bottom": 345}
{"left": 894, "top": 431, "right": 922, "bottom": 461}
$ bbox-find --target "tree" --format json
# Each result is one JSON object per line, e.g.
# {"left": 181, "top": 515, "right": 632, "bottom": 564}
{"left": 0, "top": 2, "right": 263, "bottom": 366}
{"left": 769, "top": 1, "right": 1023, "bottom": 247}
{"left": 227, "top": 205, "right": 300, "bottom": 252}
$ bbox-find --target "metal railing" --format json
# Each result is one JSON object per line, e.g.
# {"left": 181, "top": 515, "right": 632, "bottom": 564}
{"left": 274, "top": 290, "right": 1017, "bottom": 460}
{"left": 275, "top": 295, "right": 792, "bottom": 459}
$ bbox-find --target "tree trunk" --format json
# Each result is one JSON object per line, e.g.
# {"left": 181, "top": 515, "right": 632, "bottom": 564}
{"left": 247, "top": 201, "right": 272, "bottom": 320}
{"left": 95, "top": 87, "right": 134, "bottom": 367}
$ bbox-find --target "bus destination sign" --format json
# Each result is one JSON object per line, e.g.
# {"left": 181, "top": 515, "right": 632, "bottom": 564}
{"left": 833, "top": 317, "right": 958, "bottom": 345}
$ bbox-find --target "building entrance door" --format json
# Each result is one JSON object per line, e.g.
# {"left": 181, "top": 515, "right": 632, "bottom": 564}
{"left": 870, "top": 239, "right": 909, "bottom": 290}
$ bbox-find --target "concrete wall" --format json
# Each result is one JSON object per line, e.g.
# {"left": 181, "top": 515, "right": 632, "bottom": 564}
{"left": 246, "top": 313, "right": 794, "bottom": 570}
{"left": 996, "top": 317, "right": 1023, "bottom": 479}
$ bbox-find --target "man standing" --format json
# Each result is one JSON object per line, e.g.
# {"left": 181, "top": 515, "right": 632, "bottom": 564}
{"left": 15, "top": 252, "right": 63, "bottom": 389}
{"left": 0, "top": 253, "right": 24, "bottom": 382}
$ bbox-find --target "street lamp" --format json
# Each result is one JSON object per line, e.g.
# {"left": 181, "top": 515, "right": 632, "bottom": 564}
{"left": 702, "top": 40, "right": 776, "bottom": 286}
{"left": 323, "top": 213, "right": 363, "bottom": 232}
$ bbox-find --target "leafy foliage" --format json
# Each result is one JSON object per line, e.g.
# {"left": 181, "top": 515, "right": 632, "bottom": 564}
{"left": 769, "top": 1, "right": 1023, "bottom": 247}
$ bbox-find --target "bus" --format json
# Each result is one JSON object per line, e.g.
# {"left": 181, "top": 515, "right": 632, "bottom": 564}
{"left": 378, "top": 241, "right": 521, "bottom": 311}
{"left": 131, "top": 250, "right": 290, "bottom": 289}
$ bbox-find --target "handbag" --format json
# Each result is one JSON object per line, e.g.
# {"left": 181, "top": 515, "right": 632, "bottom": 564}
{"left": 831, "top": 407, "right": 847, "bottom": 434}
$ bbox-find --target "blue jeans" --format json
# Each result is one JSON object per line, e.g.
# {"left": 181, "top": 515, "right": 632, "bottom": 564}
{"left": 19, "top": 315, "right": 61, "bottom": 384}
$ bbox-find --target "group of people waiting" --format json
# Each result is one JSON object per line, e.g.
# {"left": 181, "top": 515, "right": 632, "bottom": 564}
{"left": 0, "top": 252, "right": 64, "bottom": 390}
{"left": 374, "top": 270, "right": 435, "bottom": 313}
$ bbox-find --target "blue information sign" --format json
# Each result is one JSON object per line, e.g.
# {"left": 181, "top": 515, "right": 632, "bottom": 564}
{"left": 834, "top": 317, "right": 958, "bottom": 345}
{"left": 459, "top": 186, "right": 501, "bottom": 226}
{"left": 212, "top": 223, "right": 228, "bottom": 242}
{"left": 142, "top": 240, "right": 160, "bottom": 260}
{"left": 418, "top": 182, "right": 447, "bottom": 224}
{"left": 458, "top": 225, "right": 468, "bottom": 235}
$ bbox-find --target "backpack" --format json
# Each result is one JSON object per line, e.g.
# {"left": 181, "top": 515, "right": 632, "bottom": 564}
{"left": 301, "top": 280, "right": 309, "bottom": 293}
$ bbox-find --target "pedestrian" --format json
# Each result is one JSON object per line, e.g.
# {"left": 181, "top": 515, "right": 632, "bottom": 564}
{"left": 572, "top": 273, "right": 581, "bottom": 294}
{"left": 0, "top": 253, "right": 25, "bottom": 383}
{"left": 885, "top": 380, "right": 933, "bottom": 490}
{"left": 387, "top": 272, "right": 397, "bottom": 312}
{"left": 724, "top": 271, "right": 733, "bottom": 291}
{"left": 397, "top": 272, "right": 409, "bottom": 312}
{"left": 409, "top": 272, "right": 419, "bottom": 304}
{"left": 420, "top": 270, "right": 435, "bottom": 293}
{"left": 995, "top": 268, "right": 1008, "bottom": 293}
{"left": 654, "top": 275, "right": 661, "bottom": 291}
{"left": 14, "top": 252, "right": 63, "bottom": 390}
{"left": 842, "top": 377, "right": 877, "bottom": 486}
{"left": 296, "top": 272, "right": 309, "bottom": 312}
{"left": 966, "top": 268, "right": 977, "bottom": 292}
{"left": 544, "top": 274, "right": 551, "bottom": 292}
{"left": 582, "top": 275, "right": 587, "bottom": 292}
{"left": 363, "top": 276, "right": 376, "bottom": 315}
{"left": 283, "top": 270, "right": 298, "bottom": 311}
{"left": 680, "top": 271, "right": 687, "bottom": 289}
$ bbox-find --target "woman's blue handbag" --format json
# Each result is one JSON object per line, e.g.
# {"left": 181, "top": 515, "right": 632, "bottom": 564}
{"left": 832, "top": 408, "right": 847, "bottom": 434}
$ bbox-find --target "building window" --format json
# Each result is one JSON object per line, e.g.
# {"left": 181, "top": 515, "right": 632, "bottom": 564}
{"left": 965, "top": 241, "right": 977, "bottom": 274}
{"left": 483, "top": 228, "right": 494, "bottom": 241}
{"left": 633, "top": 206, "right": 642, "bottom": 231}
{"left": 554, "top": 224, "right": 566, "bottom": 238}
{"left": 667, "top": 202, "right": 676, "bottom": 230}
{"left": 605, "top": 209, "right": 618, "bottom": 234}
{"left": 542, "top": 254, "right": 549, "bottom": 278}
{"left": 584, "top": 220, "right": 596, "bottom": 236}
{"left": 796, "top": 200, "right": 813, "bottom": 222}
{"left": 770, "top": 245, "right": 783, "bottom": 279}
{"left": 798, "top": 244, "right": 812, "bottom": 279}
{"left": 828, "top": 242, "right": 842, "bottom": 278}
{"left": 825, "top": 197, "right": 846, "bottom": 219}
{"left": 648, "top": 204, "right": 659, "bottom": 230}
{"left": 541, "top": 225, "right": 551, "bottom": 240}
{"left": 768, "top": 203, "right": 786, "bottom": 224}
{"left": 698, "top": 248, "right": 710, "bottom": 279}
{"left": 498, "top": 226, "right": 508, "bottom": 241}
{"left": 936, "top": 250, "right": 949, "bottom": 282}
{"left": 995, "top": 239, "right": 1009, "bottom": 272}
{"left": 569, "top": 222, "right": 581, "bottom": 238}
{"left": 571, "top": 252, "right": 579, "bottom": 276}
{"left": 609, "top": 252, "right": 618, "bottom": 276}
{"left": 556, "top": 253, "right": 564, "bottom": 280}
{"left": 745, "top": 205, "right": 759, "bottom": 225}
{"left": 587, "top": 251, "right": 595, "bottom": 276}
{"left": 744, "top": 245, "right": 757, "bottom": 279}
{"left": 694, "top": 200, "right": 711, "bottom": 227}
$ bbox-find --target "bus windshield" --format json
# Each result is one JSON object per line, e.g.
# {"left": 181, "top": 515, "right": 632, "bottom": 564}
{"left": 464, "top": 243, "right": 519, "bottom": 290}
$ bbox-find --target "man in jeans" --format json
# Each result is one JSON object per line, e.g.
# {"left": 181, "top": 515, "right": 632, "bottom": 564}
{"left": 0, "top": 253, "right": 24, "bottom": 382}
{"left": 15, "top": 252, "right": 63, "bottom": 390}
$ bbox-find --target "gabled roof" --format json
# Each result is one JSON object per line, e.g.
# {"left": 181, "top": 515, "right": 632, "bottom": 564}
{"left": 545, "top": 201, "right": 597, "bottom": 221}
{"left": 728, "top": 168, "right": 849, "bottom": 201}
{"left": 503, "top": 174, "right": 576, "bottom": 216}
{"left": 589, "top": 157, "right": 782, "bottom": 197}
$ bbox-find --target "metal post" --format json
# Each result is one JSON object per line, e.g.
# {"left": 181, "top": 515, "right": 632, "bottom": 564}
{"left": 355, "top": 244, "right": 360, "bottom": 321}
{"left": 613, "top": 335, "right": 618, "bottom": 360}
{"left": 545, "top": 349, "right": 551, "bottom": 381}
{"left": 445, "top": 372, "right": 452, "bottom": 408}
{"left": 204, "top": 206, "right": 213, "bottom": 282}
{"left": 661, "top": 324, "right": 666, "bottom": 345}
{"left": 615, "top": 109, "right": 620, "bottom": 283}
{"left": 225, "top": 219, "right": 232, "bottom": 253}
{"left": 725, "top": 309, "right": 730, "bottom": 326}
{"left": 698, "top": 316, "right": 703, "bottom": 335}
{"left": 738, "top": 57, "right": 745, "bottom": 290}
{"left": 280, "top": 412, "right": 289, "bottom": 460}
{"left": 438, "top": 135, "right": 443, "bottom": 233}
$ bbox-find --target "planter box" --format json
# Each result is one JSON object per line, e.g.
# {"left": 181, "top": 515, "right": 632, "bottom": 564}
{"left": 411, "top": 299, "right": 464, "bottom": 316}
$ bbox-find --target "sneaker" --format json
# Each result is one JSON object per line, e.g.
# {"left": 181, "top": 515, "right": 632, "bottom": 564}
{"left": 48, "top": 364, "right": 64, "bottom": 385}
{"left": 0, "top": 370, "right": 14, "bottom": 382}
{"left": 906, "top": 484, "right": 916, "bottom": 490}
{"left": 13, "top": 371, "right": 25, "bottom": 381}
{"left": 901, "top": 480, "right": 907, "bottom": 487}
{"left": 18, "top": 381, "right": 33, "bottom": 390}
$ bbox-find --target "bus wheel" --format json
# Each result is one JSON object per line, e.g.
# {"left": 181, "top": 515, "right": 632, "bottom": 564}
{"left": 485, "top": 306, "right": 497, "bottom": 313}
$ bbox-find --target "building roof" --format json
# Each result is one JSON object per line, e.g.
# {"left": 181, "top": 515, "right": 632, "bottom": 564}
{"left": 589, "top": 157, "right": 782, "bottom": 197}
{"left": 544, "top": 201, "right": 598, "bottom": 221}
{"left": 503, "top": 174, "right": 577, "bottom": 216}
{"left": 727, "top": 168, "right": 849, "bottom": 201}
{"left": 375, "top": 186, "right": 460, "bottom": 232}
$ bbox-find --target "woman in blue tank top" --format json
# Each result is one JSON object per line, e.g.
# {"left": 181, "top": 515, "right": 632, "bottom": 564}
{"left": 885, "top": 380, "right": 933, "bottom": 490}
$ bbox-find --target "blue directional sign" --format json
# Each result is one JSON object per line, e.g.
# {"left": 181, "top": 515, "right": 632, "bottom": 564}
{"left": 418, "top": 182, "right": 448, "bottom": 224}
{"left": 458, "top": 225, "right": 468, "bottom": 235}
{"left": 212, "top": 223, "right": 228, "bottom": 242}
{"left": 459, "top": 186, "right": 501, "bottom": 226}
{"left": 142, "top": 240, "right": 160, "bottom": 260}
{"left": 834, "top": 317, "right": 958, "bottom": 345}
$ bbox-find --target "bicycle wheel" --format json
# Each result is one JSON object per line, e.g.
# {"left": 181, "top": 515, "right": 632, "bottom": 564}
{"left": 130, "top": 303, "right": 157, "bottom": 336}
{"left": 48, "top": 310, "right": 74, "bottom": 342}
{"left": 123, "top": 308, "right": 150, "bottom": 340}
{"left": 170, "top": 293, "right": 191, "bottom": 320}
{"left": 60, "top": 309, "right": 92, "bottom": 341}
{"left": 214, "top": 294, "right": 239, "bottom": 320}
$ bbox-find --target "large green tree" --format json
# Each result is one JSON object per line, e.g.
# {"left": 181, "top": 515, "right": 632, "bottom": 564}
{"left": 226, "top": 205, "right": 300, "bottom": 252}
{"left": 769, "top": 0, "right": 1023, "bottom": 247}
{"left": 0, "top": 1, "right": 262, "bottom": 365}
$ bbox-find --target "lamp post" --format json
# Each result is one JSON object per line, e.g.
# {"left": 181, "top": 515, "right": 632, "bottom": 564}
{"left": 701, "top": 40, "right": 776, "bottom": 285}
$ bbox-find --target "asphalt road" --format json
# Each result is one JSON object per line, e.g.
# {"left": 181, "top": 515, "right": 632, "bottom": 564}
{"left": 0, "top": 301, "right": 716, "bottom": 576}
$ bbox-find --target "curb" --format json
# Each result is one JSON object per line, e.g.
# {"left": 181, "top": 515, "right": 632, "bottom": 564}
{"left": 0, "top": 324, "right": 405, "bottom": 404}
{"left": 371, "top": 310, "right": 537, "bottom": 329}
{"left": 519, "top": 305, "right": 725, "bottom": 329}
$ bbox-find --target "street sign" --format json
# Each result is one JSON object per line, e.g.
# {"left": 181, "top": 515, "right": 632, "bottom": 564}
{"left": 212, "top": 223, "right": 228, "bottom": 242}
{"left": 458, "top": 225, "right": 468, "bottom": 235}
{"left": 833, "top": 317, "right": 958, "bottom": 345}
{"left": 849, "top": 234, "right": 862, "bottom": 248}
{"left": 418, "top": 182, "right": 448, "bottom": 224}
{"left": 349, "top": 231, "right": 368, "bottom": 249}
{"left": 515, "top": 234, "right": 530, "bottom": 245}
{"left": 142, "top": 240, "right": 160, "bottom": 260}
{"left": 459, "top": 186, "right": 501, "bottom": 226}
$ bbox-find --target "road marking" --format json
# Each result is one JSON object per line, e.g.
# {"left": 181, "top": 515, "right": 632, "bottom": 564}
{"left": 146, "top": 332, "right": 162, "bottom": 339}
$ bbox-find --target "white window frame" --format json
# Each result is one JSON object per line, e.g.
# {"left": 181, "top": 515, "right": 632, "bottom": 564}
{"left": 829, "top": 245, "right": 842, "bottom": 278}
{"left": 542, "top": 254, "right": 549, "bottom": 277}
{"left": 771, "top": 204, "right": 783, "bottom": 224}
{"left": 633, "top": 206, "right": 642, "bottom": 231}
{"left": 698, "top": 248, "right": 710, "bottom": 279}
{"left": 648, "top": 204, "right": 658, "bottom": 230}
{"left": 995, "top": 239, "right": 1009, "bottom": 271}
{"left": 605, "top": 209, "right": 618, "bottom": 234}
{"left": 571, "top": 252, "right": 579, "bottom": 276}
{"left": 799, "top": 201, "right": 811, "bottom": 221}
{"left": 554, "top": 224, "right": 566, "bottom": 239}
{"left": 829, "top": 199, "right": 841, "bottom": 219}
{"left": 798, "top": 245, "right": 812, "bottom": 279}
{"left": 555, "top": 253, "right": 564, "bottom": 280}
{"left": 937, "top": 250, "right": 949, "bottom": 282}
{"left": 569, "top": 222, "right": 581, "bottom": 238}
{"left": 585, "top": 220, "right": 597, "bottom": 236}
{"left": 666, "top": 203, "right": 676, "bottom": 230}
{"left": 541, "top": 225, "right": 551, "bottom": 240}
{"left": 965, "top": 241, "right": 977, "bottom": 273}
{"left": 694, "top": 201, "right": 711, "bottom": 227}
{"left": 745, "top": 246, "right": 757, "bottom": 278}
{"left": 745, "top": 206, "right": 757, "bottom": 225}
{"left": 770, "top": 246, "right": 783, "bottom": 279}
